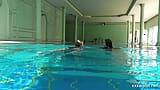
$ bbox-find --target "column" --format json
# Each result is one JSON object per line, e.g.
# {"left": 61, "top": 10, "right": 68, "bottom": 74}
{"left": 62, "top": 7, "right": 66, "bottom": 42}
{"left": 131, "top": 15, "right": 135, "bottom": 48}
{"left": 157, "top": 0, "right": 160, "bottom": 46}
{"left": 127, "top": 21, "right": 130, "bottom": 47}
{"left": 36, "top": 0, "right": 41, "bottom": 41}
{"left": 82, "top": 21, "right": 85, "bottom": 41}
{"left": 139, "top": 4, "right": 144, "bottom": 48}
{"left": 75, "top": 15, "right": 78, "bottom": 41}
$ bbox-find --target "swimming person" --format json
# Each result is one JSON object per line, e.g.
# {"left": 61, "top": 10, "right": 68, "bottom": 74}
{"left": 38, "top": 40, "right": 84, "bottom": 56}
{"left": 75, "top": 40, "right": 83, "bottom": 48}
{"left": 103, "top": 39, "right": 113, "bottom": 49}
{"left": 101, "top": 39, "right": 121, "bottom": 50}
{"left": 69, "top": 40, "right": 83, "bottom": 49}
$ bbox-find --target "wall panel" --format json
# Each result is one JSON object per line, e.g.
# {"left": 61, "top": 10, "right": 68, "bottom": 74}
{"left": 8, "top": 0, "right": 36, "bottom": 40}
{"left": 0, "top": 0, "right": 9, "bottom": 40}
{"left": 85, "top": 23, "right": 128, "bottom": 46}
{"left": 42, "top": 0, "right": 63, "bottom": 42}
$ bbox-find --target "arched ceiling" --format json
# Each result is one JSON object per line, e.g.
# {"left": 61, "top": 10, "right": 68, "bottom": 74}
{"left": 47, "top": 0, "right": 158, "bottom": 22}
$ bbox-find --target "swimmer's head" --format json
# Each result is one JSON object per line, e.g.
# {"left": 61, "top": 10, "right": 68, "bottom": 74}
{"left": 104, "top": 39, "right": 112, "bottom": 49}
{"left": 75, "top": 40, "right": 83, "bottom": 47}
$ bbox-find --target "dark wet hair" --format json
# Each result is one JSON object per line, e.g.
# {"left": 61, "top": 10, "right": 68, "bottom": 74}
{"left": 104, "top": 39, "right": 113, "bottom": 49}
{"left": 75, "top": 43, "right": 81, "bottom": 47}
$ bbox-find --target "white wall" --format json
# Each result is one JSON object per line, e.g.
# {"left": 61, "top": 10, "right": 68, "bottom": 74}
{"left": 7, "top": 0, "right": 36, "bottom": 40}
{"left": 145, "top": 16, "right": 158, "bottom": 30}
{"left": 0, "top": 0, "right": 9, "bottom": 40}
{"left": 0, "top": 0, "right": 64, "bottom": 41}
{"left": 41, "top": 0, "right": 63, "bottom": 42}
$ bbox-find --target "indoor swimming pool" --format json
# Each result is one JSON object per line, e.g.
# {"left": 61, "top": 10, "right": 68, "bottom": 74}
{"left": 0, "top": 43, "right": 160, "bottom": 90}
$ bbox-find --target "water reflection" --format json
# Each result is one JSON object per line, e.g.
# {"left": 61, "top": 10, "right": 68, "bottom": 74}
{"left": 127, "top": 46, "right": 160, "bottom": 81}
{"left": 38, "top": 45, "right": 160, "bottom": 89}
{"left": 40, "top": 47, "right": 135, "bottom": 80}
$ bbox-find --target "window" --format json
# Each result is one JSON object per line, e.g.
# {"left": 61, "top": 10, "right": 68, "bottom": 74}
{"left": 148, "top": 26, "right": 158, "bottom": 45}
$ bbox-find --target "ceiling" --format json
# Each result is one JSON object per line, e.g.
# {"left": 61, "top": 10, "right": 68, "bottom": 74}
{"left": 68, "top": 0, "right": 132, "bottom": 16}
{"left": 47, "top": 0, "right": 158, "bottom": 22}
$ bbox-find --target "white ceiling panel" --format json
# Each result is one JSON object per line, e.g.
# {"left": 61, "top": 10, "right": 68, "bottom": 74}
{"left": 69, "top": 0, "right": 132, "bottom": 16}
{"left": 47, "top": 0, "right": 158, "bottom": 22}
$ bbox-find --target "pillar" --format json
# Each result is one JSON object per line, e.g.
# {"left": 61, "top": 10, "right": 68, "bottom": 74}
{"left": 75, "top": 15, "right": 78, "bottom": 41}
{"left": 36, "top": 0, "right": 41, "bottom": 41}
{"left": 62, "top": 7, "right": 66, "bottom": 42}
{"left": 127, "top": 21, "right": 130, "bottom": 47}
{"left": 131, "top": 15, "right": 135, "bottom": 48}
{"left": 82, "top": 21, "right": 85, "bottom": 41}
{"left": 157, "top": 0, "right": 160, "bottom": 46}
{"left": 139, "top": 4, "right": 144, "bottom": 48}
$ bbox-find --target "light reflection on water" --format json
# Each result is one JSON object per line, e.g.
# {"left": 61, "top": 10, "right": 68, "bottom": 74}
{"left": 126, "top": 46, "right": 160, "bottom": 81}
{"left": 0, "top": 44, "right": 160, "bottom": 89}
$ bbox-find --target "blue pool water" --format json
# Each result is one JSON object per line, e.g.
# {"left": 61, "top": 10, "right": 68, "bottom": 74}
{"left": 0, "top": 43, "right": 160, "bottom": 90}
